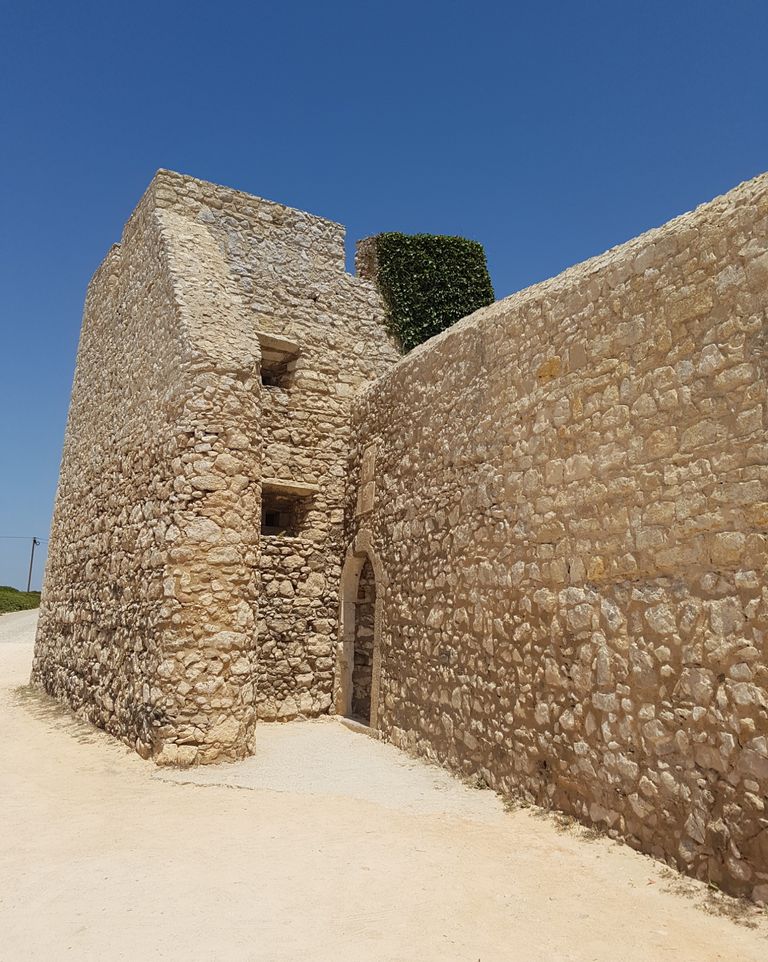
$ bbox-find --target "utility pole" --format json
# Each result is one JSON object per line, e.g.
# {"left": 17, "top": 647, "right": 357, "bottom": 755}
{"left": 27, "top": 537, "right": 39, "bottom": 593}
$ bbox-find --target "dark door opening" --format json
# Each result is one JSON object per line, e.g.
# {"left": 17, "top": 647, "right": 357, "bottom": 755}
{"left": 350, "top": 558, "right": 375, "bottom": 724}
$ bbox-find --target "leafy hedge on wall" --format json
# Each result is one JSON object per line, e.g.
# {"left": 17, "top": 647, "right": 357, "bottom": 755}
{"left": 373, "top": 233, "right": 495, "bottom": 352}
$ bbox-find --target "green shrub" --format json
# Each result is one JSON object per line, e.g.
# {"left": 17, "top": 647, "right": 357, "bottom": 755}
{"left": 372, "top": 233, "right": 494, "bottom": 352}
{"left": 0, "top": 586, "right": 41, "bottom": 613}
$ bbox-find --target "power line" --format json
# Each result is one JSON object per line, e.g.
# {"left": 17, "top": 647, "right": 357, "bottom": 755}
{"left": 0, "top": 536, "right": 48, "bottom": 541}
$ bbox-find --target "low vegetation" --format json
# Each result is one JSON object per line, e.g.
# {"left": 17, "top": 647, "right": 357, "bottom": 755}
{"left": 0, "top": 586, "right": 41, "bottom": 613}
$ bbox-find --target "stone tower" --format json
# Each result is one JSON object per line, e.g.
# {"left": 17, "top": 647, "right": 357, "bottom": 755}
{"left": 32, "top": 170, "right": 399, "bottom": 764}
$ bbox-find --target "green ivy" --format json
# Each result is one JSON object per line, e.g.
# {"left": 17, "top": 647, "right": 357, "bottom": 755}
{"left": 373, "top": 232, "right": 494, "bottom": 352}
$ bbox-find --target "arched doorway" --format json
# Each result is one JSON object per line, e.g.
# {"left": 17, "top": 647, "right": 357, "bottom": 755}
{"left": 336, "top": 541, "right": 383, "bottom": 728}
{"left": 351, "top": 558, "right": 375, "bottom": 722}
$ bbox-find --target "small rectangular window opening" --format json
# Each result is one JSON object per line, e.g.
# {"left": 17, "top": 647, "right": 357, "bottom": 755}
{"left": 258, "top": 333, "right": 300, "bottom": 389}
{"left": 260, "top": 355, "right": 292, "bottom": 389}
{"left": 261, "top": 493, "right": 305, "bottom": 537}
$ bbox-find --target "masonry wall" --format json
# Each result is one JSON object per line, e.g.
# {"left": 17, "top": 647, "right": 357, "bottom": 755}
{"left": 33, "top": 170, "right": 398, "bottom": 762}
{"left": 348, "top": 173, "right": 768, "bottom": 900}
{"left": 169, "top": 175, "right": 400, "bottom": 719}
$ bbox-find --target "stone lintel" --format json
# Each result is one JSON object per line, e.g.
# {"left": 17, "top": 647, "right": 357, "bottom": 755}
{"left": 262, "top": 478, "right": 318, "bottom": 498}
{"left": 257, "top": 331, "right": 301, "bottom": 363}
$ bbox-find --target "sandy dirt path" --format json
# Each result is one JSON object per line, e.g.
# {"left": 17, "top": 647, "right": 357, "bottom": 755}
{"left": 1, "top": 609, "right": 766, "bottom": 961}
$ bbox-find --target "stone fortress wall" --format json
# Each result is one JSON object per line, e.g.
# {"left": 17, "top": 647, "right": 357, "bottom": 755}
{"left": 33, "top": 170, "right": 398, "bottom": 763}
{"left": 33, "top": 166, "right": 767, "bottom": 899}
{"left": 346, "top": 173, "right": 768, "bottom": 900}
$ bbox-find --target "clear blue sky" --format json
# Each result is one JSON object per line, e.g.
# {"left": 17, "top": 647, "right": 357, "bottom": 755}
{"left": 1, "top": 0, "right": 767, "bottom": 589}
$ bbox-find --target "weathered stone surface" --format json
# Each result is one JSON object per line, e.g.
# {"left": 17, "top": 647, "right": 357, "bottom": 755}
{"left": 31, "top": 166, "right": 768, "bottom": 903}
{"left": 346, "top": 171, "right": 768, "bottom": 901}
{"left": 31, "top": 169, "right": 398, "bottom": 762}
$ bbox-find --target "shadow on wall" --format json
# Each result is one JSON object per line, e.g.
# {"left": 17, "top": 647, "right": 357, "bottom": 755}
{"left": 336, "top": 537, "right": 385, "bottom": 729}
